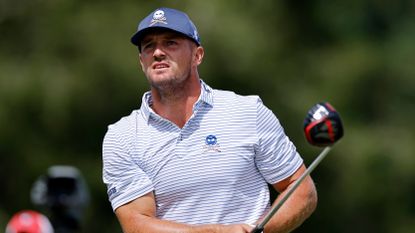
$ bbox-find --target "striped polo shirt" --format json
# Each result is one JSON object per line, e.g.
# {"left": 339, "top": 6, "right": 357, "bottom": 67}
{"left": 102, "top": 80, "right": 303, "bottom": 225}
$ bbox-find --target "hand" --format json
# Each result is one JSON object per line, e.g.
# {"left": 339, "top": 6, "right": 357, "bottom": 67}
{"left": 220, "top": 223, "right": 253, "bottom": 233}
{"left": 247, "top": 224, "right": 264, "bottom": 233}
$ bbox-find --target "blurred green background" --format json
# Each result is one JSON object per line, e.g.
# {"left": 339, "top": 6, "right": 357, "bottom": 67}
{"left": 1, "top": 0, "right": 414, "bottom": 232}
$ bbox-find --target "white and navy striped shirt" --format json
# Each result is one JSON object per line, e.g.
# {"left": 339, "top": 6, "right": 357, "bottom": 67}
{"left": 102, "top": 80, "right": 303, "bottom": 225}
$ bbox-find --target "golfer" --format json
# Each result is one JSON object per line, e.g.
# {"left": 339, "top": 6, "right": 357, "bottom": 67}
{"left": 102, "top": 7, "right": 317, "bottom": 233}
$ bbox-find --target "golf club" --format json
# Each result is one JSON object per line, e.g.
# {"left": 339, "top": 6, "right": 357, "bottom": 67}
{"left": 250, "top": 102, "right": 344, "bottom": 233}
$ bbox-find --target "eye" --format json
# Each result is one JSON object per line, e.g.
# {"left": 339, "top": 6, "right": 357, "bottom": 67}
{"left": 141, "top": 42, "right": 154, "bottom": 52}
{"left": 166, "top": 40, "right": 178, "bottom": 46}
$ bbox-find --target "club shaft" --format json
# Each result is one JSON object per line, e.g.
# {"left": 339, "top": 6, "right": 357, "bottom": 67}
{"left": 251, "top": 146, "right": 332, "bottom": 233}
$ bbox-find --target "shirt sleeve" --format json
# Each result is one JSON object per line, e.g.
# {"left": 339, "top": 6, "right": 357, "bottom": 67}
{"left": 102, "top": 124, "right": 154, "bottom": 211}
{"left": 254, "top": 98, "right": 303, "bottom": 184}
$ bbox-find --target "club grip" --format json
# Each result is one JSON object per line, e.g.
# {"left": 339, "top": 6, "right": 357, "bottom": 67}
{"left": 250, "top": 225, "right": 264, "bottom": 233}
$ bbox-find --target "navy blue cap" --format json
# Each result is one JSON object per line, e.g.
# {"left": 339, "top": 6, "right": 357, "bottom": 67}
{"left": 131, "top": 8, "right": 201, "bottom": 47}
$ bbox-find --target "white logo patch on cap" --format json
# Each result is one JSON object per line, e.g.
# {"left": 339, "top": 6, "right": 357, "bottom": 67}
{"left": 150, "top": 10, "right": 167, "bottom": 26}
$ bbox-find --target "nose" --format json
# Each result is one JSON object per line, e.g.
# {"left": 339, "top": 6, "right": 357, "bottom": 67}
{"left": 153, "top": 45, "right": 166, "bottom": 61}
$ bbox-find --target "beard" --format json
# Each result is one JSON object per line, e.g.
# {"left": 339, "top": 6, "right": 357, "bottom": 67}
{"left": 148, "top": 69, "right": 192, "bottom": 99}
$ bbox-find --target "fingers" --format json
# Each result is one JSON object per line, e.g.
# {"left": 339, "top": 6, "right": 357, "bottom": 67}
{"left": 221, "top": 223, "right": 253, "bottom": 233}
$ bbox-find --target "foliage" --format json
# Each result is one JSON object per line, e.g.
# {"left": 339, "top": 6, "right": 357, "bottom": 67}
{"left": 1, "top": 0, "right": 414, "bottom": 232}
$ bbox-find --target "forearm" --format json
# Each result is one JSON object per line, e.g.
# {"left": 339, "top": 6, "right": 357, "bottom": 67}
{"left": 263, "top": 176, "right": 318, "bottom": 233}
{"left": 115, "top": 192, "right": 252, "bottom": 233}
{"left": 118, "top": 213, "right": 252, "bottom": 233}
{"left": 120, "top": 215, "right": 218, "bottom": 233}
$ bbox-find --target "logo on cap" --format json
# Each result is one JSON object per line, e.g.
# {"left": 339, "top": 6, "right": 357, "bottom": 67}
{"left": 192, "top": 29, "right": 199, "bottom": 42}
{"left": 150, "top": 10, "right": 167, "bottom": 26}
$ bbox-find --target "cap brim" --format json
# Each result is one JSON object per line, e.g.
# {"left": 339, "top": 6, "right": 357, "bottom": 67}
{"left": 130, "top": 27, "right": 200, "bottom": 47}
{"left": 130, "top": 31, "right": 141, "bottom": 46}
{"left": 131, "top": 27, "right": 175, "bottom": 46}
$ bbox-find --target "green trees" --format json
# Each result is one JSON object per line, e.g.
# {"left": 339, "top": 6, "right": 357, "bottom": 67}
{"left": 1, "top": 1, "right": 414, "bottom": 232}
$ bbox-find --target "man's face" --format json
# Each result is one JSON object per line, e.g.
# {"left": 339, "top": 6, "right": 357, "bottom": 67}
{"left": 139, "top": 29, "right": 198, "bottom": 90}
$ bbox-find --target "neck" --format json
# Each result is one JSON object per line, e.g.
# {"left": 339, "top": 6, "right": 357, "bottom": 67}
{"left": 151, "top": 77, "right": 201, "bottom": 128}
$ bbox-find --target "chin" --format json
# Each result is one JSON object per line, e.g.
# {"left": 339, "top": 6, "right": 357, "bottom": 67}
{"left": 150, "top": 74, "right": 173, "bottom": 83}
{"left": 149, "top": 76, "right": 175, "bottom": 88}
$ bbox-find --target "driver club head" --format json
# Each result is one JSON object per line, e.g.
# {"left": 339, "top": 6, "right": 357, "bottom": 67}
{"left": 304, "top": 102, "right": 344, "bottom": 147}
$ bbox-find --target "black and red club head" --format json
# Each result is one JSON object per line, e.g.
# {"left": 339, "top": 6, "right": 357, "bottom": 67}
{"left": 304, "top": 102, "right": 344, "bottom": 147}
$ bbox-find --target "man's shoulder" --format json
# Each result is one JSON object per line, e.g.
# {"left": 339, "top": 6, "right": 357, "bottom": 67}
{"left": 212, "top": 88, "right": 261, "bottom": 106}
{"left": 107, "top": 109, "right": 141, "bottom": 133}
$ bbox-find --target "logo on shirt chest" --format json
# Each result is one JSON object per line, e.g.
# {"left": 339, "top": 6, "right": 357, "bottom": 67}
{"left": 203, "top": 135, "right": 221, "bottom": 153}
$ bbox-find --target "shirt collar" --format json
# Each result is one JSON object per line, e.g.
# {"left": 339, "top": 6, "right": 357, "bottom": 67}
{"left": 139, "top": 79, "right": 214, "bottom": 123}
{"left": 140, "top": 91, "right": 153, "bottom": 123}
{"left": 199, "top": 79, "right": 214, "bottom": 107}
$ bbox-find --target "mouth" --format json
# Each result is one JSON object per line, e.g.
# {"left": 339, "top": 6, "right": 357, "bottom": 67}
{"left": 152, "top": 63, "right": 170, "bottom": 70}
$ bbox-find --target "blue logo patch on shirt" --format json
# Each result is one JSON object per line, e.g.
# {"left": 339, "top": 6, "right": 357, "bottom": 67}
{"left": 204, "top": 135, "right": 221, "bottom": 152}
{"left": 205, "top": 135, "right": 217, "bottom": 145}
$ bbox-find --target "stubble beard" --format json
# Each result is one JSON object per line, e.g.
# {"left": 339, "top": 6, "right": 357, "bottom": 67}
{"left": 149, "top": 70, "right": 192, "bottom": 100}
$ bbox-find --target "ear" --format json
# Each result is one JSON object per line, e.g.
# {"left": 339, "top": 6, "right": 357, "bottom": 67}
{"left": 194, "top": 46, "right": 204, "bottom": 66}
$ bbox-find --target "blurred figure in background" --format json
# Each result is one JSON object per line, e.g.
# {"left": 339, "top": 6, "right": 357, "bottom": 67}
{"left": 31, "top": 166, "right": 90, "bottom": 233}
{"left": 5, "top": 210, "right": 54, "bottom": 233}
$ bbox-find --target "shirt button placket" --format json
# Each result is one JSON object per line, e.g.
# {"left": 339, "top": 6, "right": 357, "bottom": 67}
{"left": 175, "top": 132, "right": 184, "bottom": 158}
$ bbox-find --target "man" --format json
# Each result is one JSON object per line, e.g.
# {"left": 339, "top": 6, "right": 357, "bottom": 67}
{"left": 102, "top": 7, "right": 317, "bottom": 233}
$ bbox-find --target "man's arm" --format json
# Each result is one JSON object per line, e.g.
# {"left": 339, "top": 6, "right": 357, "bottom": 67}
{"left": 115, "top": 192, "right": 253, "bottom": 233}
{"left": 262, "top": 164, "right": 318, "bottom": 233}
